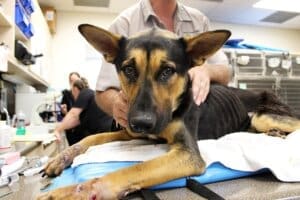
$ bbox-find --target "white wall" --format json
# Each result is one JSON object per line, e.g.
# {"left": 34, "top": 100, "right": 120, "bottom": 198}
{"left": 212, "top": 22, "right": 300, "bottom": 53}
{"left": 50, "top": 11, "right": 300, "bottom": 90}
{"left": 31, "top": 0, "right": 53, "bottom": 82}
{"left": 50, "top": 11, "right": 117, "bottom": 90}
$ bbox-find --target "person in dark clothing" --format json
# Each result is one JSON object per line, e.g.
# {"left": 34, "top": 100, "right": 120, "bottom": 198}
{"left": 60, "top": 72, "right": 88, "bottom": 145}
{"left": 54, "top": 79, "right": 113, "bottom": 143}
{"left": 60, "top": 72, "right": 81, "bottom": 115}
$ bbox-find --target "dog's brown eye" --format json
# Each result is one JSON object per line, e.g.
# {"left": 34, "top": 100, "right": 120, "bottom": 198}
{"left": 124, "top": 66, "right": 134, "bottom": 75}
{"left": 158, "top": 67, "right": 175, "bottom": 82}
{"left": 122, "top": 66, "right": 138, "bottom": 81}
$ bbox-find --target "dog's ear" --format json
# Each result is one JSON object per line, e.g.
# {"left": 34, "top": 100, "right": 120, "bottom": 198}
{"left": 78, "top": 24, "right": 122, "bottom": 63}
{"left": 184, "top": 30, "right": 231, "bottom": 65}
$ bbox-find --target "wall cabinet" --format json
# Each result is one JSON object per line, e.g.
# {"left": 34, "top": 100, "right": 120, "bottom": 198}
{"left": 0, "top": 0, "right": 50, "bottom": 92}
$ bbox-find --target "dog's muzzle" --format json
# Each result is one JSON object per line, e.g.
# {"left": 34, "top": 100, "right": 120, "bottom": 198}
{"left": 129, "top": 111, "right": 157, "bottom": 133}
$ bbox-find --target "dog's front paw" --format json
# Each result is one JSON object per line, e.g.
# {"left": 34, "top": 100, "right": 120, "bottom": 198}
{"left": 41, "top": 144, "right": 82, "bottom": 177}
{"left": 41, "top": 154, "right": 66, "bottom": 177}
{"left": 36, "top": 184, "right": 88, "bottom": 200}
{"left": 36, "top": 178, "right": 114, "bottom": 200}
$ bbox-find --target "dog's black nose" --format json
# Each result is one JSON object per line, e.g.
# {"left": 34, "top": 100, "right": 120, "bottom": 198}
{"left": 129, "top": 112, "right": 156, "bottom": 133}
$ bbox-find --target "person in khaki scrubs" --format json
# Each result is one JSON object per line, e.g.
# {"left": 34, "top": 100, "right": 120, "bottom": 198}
{"left": 95, "top": 0, "right": 232, "bottom": 128}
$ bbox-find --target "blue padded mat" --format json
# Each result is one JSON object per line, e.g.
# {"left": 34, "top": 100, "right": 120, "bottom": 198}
{"left": 224, "top": 39, "right": 287, "bottom": 52}
{"left": 45, "top": 161, "right": 267, "bottom": 191}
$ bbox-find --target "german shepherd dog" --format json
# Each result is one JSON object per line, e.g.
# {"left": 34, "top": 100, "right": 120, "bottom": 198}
{"left": 37, "top": 25, "right": 300, "bottom": 200}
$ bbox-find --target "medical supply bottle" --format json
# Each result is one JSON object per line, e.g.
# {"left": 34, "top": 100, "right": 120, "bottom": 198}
{"left": 15, "top": 111, "right": 26, "bottom": 135}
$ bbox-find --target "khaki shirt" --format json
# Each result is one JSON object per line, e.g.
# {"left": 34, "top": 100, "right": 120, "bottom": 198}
{"left": 96, "top": 0, "right": 229, "bottom": 91}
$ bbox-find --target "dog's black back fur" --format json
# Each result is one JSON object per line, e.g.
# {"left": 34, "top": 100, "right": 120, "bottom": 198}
{"left": 182, "top": 84, "right": 250, "bottom": 140}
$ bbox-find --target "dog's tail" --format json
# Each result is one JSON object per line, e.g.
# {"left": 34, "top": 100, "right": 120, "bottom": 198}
{"left": 255, "top": 91, "right": 298, "bottom": 117}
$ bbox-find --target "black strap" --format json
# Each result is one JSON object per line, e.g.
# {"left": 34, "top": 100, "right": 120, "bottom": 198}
{"left": 140, "top": 189, "right": 160, "bottom": 200}
{"left": 186, "top": 179, "right": 225, "bottom": 200}
{"left": 124, "top": 179, "right": 225, "bottom": 200}
{"left": 123, "top": 189, "right": 160, "bottom": 200}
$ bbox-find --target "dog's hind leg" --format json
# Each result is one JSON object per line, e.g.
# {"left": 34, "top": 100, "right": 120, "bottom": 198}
{"left": 42, "top": 130, "right": 132, "bottom": 177}
{"left": 251, "top": 113, "right": 300, "bottom": 137}
{"left": 232, "top": 87, "right": 300, "bottom": 137}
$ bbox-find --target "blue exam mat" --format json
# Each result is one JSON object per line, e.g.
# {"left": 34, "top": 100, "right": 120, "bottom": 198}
{"left": 224, "top": 39, "right": 287, "bottom": 52}
{"left": 45, "top": 161, "right": 267, "bottom": 191}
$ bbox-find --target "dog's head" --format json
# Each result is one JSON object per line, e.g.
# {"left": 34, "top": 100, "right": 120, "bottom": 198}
{"left": 79, "top": 24, "right": 230, "bottom": 136}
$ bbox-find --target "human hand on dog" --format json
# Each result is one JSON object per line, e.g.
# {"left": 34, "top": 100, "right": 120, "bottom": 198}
{"left": 112, "top": 90, "right": 129, "bottom": 128}
{"left": 188, "top": 65, "right": 211, "bottom": 105}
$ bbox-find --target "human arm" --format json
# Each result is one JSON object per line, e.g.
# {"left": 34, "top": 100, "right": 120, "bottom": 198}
{"left": 95, "top": 89, "right": 128, "bottom": 128}
{"left": 60, "top": 104, "right": 68, "bottom": 115}
{"left": 53, "top": 107, "right": 82, "bottom": 141}
{"left": 60, "top": 89, "right": 73, "bottom": 116}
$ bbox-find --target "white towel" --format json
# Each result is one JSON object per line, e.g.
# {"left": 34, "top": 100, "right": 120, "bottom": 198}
{"left": 72, "top": 130, "right": 300, "bottom": 182}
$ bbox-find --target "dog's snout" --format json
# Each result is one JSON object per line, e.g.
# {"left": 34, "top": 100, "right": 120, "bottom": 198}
{"left": 129, "top": 112, "right": 156, "bottom": 133}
